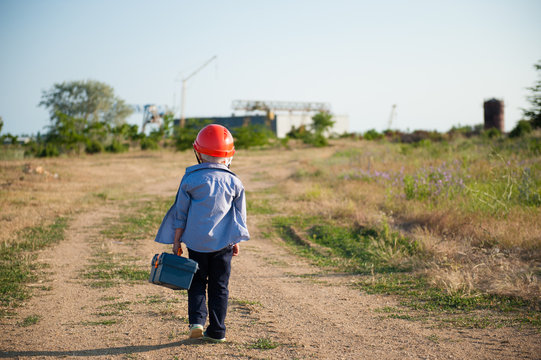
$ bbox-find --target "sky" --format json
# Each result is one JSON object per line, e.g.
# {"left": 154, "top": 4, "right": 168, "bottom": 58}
{"left": 1, "top": 0, "right": 540, "bottom": 136}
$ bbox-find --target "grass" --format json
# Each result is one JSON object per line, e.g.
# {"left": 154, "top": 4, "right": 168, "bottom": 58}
{"left": 273, "top": 214, "right": 541, "bottom": 328}
{"left": 82, "top": 319, "right": 120, "bottom": 326}
{"left": 80, "top": 198, "right": 172, "bottom": 288}
{"left": 0, "top": 217, "right": 68, "bottom": 316}
{"left": 18, "top": 314, "right": 41, "bottom": 327}
{"left": 263, "top": 135, "right": 540, "bottom": 329}
{"left": 272, "top": 216, "right": 418, "bottom": 274}
{"left": 97, "top": 301, "right": 132, "bottom": 311}
{"left": 231, "top": 299, "right": 262, "bottom": 307}
{"left": 100, "top": 198, "right": 171, "bottom": 241}
{"left": 81, "top": 247, "right": 149, "bottom": 287}
{"left": 359, "top": 274, "right": 540, "bottom": 328}
{"left": 249, "top": 338, "right": 279, "bottom": 350}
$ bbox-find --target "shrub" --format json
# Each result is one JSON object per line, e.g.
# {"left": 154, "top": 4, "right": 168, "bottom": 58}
{"left": 140, "top": 137, "right": 158, "bottom": 150}
{"left": 106, "top": 139, "right": 128, "bottom": 153}
{"left": 364, "top": 129, "right": 383, "bottom": 140}
{"left": 509, "top": 120, "right": 532, "bottom": 138}
{"left": 85, "top": 139, "right": 104, "bottom": 154}
{"left": 174, "top": 119, "right": 211, "bottom": 151}
{"left": 233, "top": 125, "right": 274, "bottom": 149}
{"left": 482, "top": 128, "right": 502, "bottom": 139}
{"left": 37, "top": 143, "right": 60, "bottom": 157}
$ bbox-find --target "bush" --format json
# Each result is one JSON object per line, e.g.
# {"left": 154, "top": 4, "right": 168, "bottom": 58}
{"left": 37, "top": 143, "right": 60, "bottom": 157}
{"left": 233, "top": 125, "right": 274, "bottom": 149}
{"left": 174, "top": 119, "right": 211, "bottom": 151}
{"left": 106, "top": 139, "right": 128, "bottom": 153}
{"left": 481, "top": 128, "right": 502, "bottom": 139}
{"left": 140, "top": 137, "right": 158, "bottom": 150}
{"left": 286, "top": 125, "right": 308, "bottom": 139}
{"left": 364, "top": 129, "right": 383, "bottom": 140}
{"left": 85, "top": 139, "right": 104, "bottom": 154}
{"left": 509, "top": 120, "right": 532, "bottom": 138}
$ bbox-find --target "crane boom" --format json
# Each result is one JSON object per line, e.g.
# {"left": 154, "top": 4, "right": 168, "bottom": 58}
{"left": 180, "top": 55, "right": 217, "bottom": 128}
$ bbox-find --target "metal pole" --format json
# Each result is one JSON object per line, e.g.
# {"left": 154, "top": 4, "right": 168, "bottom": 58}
{"left": 180, "top": 79, "right": 186, "bottom": 129}
{"left": 178, "top": 55, "right": 217, "bottom": 129}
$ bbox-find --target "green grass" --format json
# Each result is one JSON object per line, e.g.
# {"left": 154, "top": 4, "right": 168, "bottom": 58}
{"left": 272, "top": 216, "right": 418, "bottom": 274}
{"left": 0, "top": 217, "right": 68, "bottom": 316}
{"left": 271, "top": 214, "right": 540, "bottom": 329}
{"left": 247, "top": 197, "right": 276, "bottom": 215}
{"left": 100, "top": 198, "right": 170, "bottom": 241}
{"left": 249, "top": 338, "right": 279, "bottom": 350}
{"left": 359, "top": 274, "right": 540, "bottom": 329}
{"left": 82, "top": 319, "right": 120, "bottom": 326}
{"left": 357, "top": 274, "right": 532, "bottom": 312}
{"left": 231, "top": 299, "right": 262, "bottom": 307}
{"left": 97, "top": 301, "right": 132, "bottom": 311}
{"left": 18, "top": 314, "right": 41, "bottom": 327}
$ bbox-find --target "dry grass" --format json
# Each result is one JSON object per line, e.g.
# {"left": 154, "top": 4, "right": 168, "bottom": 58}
{"left": 1, "top": 138, "right": 539, "bottom": 303}
{"left": 0, "top": 151, "right": 189, "bottom": 245}
{"left": 269, "top": 137, "right": 541, "bottom": 301}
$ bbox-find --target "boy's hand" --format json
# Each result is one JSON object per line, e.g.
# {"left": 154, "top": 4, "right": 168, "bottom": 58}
{"left": 232, "top": 243, "right": 239, "bottom": 256}
{"left": 173, "top": 241, "right": 182, "bottom": 256}
{"left": 173, "top": 228, "right": 184, "bottom": 256}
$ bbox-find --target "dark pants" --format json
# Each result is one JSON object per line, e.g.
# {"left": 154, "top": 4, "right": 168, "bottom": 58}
{"left": 187, "top": 245, "right": 233, "bottom": 339}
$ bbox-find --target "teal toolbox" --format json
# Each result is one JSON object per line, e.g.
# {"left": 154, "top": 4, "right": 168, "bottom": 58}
{"left": 149, "top": 253, "right": 199, "bottom": 290}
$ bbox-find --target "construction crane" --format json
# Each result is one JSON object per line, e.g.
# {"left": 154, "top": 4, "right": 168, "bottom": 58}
{"left": 232, "top": 99, "right": 330, "bottom": 124}
{"left": 179, "top": 55, "right": 217, "bottom": 128}
{"left": 387, "top": 104, "right": 397, "bottom": 130}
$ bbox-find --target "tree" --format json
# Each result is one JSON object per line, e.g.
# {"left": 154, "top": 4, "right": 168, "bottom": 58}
{"left": 522, "top": 60, "right": 541, "bottom": 129}
{"left": 311, "top": 112, "right": 335, "bottom": 135}
{"left": 39, "top": 80, "right": 133, "bottom": 129}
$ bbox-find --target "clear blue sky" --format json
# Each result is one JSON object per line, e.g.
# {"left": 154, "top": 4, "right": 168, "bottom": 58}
{"left": 1, "top": 0, "right": 540, "bottom": 135}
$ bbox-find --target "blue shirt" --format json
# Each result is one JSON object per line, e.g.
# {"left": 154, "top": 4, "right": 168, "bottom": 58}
{"left": 154, "top": 163, "right": 250, "bottom": 252}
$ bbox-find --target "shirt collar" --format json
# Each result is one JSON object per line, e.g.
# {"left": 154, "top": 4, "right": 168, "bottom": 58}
{"left": 185, "top": 162, "right": 232, "bottom": 175}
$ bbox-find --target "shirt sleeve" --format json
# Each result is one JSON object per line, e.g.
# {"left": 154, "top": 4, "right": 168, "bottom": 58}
{"left": 173, "top": 181, "right": 190, "bottom": 229}
{"left": 234, "top": 185, "right": 248, "bottom": 225}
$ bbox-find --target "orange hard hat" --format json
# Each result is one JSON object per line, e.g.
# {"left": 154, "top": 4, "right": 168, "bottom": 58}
{"left": 193, "top": 124, "right": 235, "bottom": 157}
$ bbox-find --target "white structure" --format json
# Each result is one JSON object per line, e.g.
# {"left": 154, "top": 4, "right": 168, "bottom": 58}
{"left": 275, "top": 113, "right": 349, "bottom": 138}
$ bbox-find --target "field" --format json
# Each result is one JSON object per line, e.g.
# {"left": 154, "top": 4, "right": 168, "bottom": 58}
{"left": 0, "top": 136, "right": 540, "bottom": 359}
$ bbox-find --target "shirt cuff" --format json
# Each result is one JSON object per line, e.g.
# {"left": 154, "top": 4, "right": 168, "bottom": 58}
{"left": 173, "top": 218, "right": 186, "bottom": 229}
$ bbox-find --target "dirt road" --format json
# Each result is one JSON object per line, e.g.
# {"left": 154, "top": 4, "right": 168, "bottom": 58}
{"left": 1, "top": 150, "right": 539, "bottom": 359}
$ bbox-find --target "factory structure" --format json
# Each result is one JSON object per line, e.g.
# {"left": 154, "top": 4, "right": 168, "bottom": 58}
{"left": 172, "top": 99, "right": 349, "bottom": 138}
{"left": 483, "top": 98, "right": 504, "bottom": 132}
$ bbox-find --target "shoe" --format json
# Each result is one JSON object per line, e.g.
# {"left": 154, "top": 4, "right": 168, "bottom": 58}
{"left": 202, "top": 330, "right": 226, "bottom": 343}
{"left": 188, "top": 324, "right": 204, "bottom": 339}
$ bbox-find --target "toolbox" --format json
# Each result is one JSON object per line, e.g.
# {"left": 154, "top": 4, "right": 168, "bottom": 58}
{"left": 149, "top": 252, "right": 199, "bottom": 290}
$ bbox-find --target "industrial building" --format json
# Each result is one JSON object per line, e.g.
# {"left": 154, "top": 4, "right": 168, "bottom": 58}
{"left": 172, "top": 100, "right": 349, "bottom": 138}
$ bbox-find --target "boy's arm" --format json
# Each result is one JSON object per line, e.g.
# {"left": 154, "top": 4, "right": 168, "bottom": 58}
{"left": 234, "top": 187, "right": 248, "bottom": 225}
{"left": 173, "top": 228, "right": 184, "bottom": 255}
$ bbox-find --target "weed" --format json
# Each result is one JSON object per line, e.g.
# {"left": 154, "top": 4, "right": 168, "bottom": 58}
{"left": 247, "top": 198, "right": 276, "bottom": 215}
{"left": 249, "top": 338, "right": 279, "bottom": 350}
{"left": 374, "top": 306, "right": 400, "bottom": 313}
{"left": 94, "top": 311, "right": 120, "bottom": 317}
{"left": 427, "top": 334, "right": 439, "bottom": 343}
{"left": 143, "top": 295, "right": 167, "bottom": 304}
{"left": 98, "top": 301, "right": 132, "bottom": 311}
{"left": 82, "top": 319, "right": 120, "bottom": 326}
{"left": 231, "top": 299, "right": 262, "bottom": 307}
{"left": 18, "top": 314, "right": 41, "bottom": 327}
{"left": 273, "top": 216, "right": 417, "bottom": 273}
{"left": 0, "top": 217, "right": 68, "bottom": 315}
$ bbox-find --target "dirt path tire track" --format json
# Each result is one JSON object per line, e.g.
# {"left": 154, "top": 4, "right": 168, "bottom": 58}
{"left": 0, "top": 165, "right": 540, "bottom": 359}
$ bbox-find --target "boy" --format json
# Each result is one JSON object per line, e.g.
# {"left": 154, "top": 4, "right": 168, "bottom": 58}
{"left": 154, "top": 124, "right": 250, "bottom": 342}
